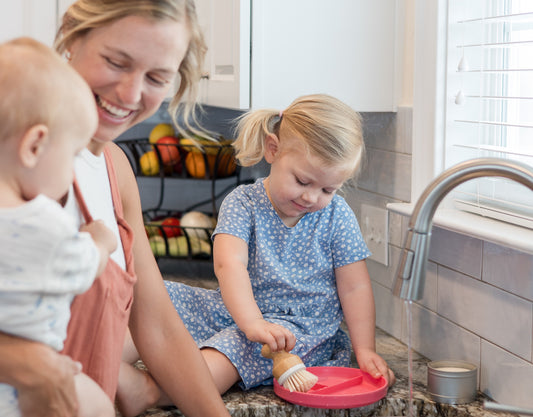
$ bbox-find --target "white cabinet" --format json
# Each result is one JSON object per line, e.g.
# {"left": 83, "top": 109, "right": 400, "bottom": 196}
{"left": 197, "top": 0, "right": 398, "bottom": 111}
{"left": 196, "top": 0, "right": 251, "bottom": 109}
{"left": 251, "top": 0, "right": 397, "bottom": 111}
{"left": 0, "top": 0, "right": 58, "bottom": 46}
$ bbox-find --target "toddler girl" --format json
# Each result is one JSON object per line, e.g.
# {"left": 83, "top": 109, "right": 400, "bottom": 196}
{"left": 122, "top": 94, "right": 395, "bottom": 414}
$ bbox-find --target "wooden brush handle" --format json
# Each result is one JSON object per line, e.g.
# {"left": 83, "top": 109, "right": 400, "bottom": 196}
{"left": 261, "top": 344, "right": 304, "bottom": 380}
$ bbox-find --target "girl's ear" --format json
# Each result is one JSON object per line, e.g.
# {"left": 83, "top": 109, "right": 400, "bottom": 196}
{"left": 264, "top": 133, "right": 280, "bottom": 163}
{"left": 18, "top": 124, "right": 49, "bottom": 168}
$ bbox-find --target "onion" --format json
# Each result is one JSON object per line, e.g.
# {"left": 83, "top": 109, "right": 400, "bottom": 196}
{"left": 180, "top": 211, "right": 216, "bottom": 241}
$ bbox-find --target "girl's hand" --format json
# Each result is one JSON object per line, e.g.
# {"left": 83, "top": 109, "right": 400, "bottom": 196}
{"left": 354, "top": 347, "right": 396, "bottom": 387}
{"left": 242, "top": 318, "right": 296, "bottom": 352}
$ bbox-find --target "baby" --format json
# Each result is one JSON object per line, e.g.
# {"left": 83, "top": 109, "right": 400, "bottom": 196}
{"left": 0, "top": 37, "right": 116, "bottom": 417}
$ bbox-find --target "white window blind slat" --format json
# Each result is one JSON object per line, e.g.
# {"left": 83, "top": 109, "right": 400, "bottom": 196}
{"left": 447, "top": 0, "right": 533, "bottom": 229}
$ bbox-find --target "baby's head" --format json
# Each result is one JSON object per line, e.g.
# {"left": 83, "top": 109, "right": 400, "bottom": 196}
{"left": 0, "top": 37, "right": 97, "bottom": 201}
{"left": 234, "top": 94, "right": 364, "bottom": 183}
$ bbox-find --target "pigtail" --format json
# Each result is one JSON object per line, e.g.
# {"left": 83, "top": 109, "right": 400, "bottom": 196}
{"left": 232, "top": 109, "right": 281, "bottom": 167}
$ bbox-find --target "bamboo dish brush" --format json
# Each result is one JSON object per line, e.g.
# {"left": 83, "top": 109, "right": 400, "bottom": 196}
{"left": 261, "top": 344, "right": 319, "bottom": 392}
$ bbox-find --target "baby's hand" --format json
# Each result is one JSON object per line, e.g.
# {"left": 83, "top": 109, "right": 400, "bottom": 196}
{"left": 355, "top": 347, "right": 396, "bottom": 387}
{"left": 243, "top": 319, "right": 296, "bottom": 352}
{"left": 80, "top": 220, "right": 117, "bottom": 255}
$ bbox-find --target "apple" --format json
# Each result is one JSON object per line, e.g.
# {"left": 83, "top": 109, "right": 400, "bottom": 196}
{"left": 155, "top": 136, "right": 180, "bottom": 166}
{"left": 160, "top": 217, "right": 181, "bottom": 238}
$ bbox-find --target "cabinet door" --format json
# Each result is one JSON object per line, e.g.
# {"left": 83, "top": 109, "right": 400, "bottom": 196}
{"left": 196, "top": 0, "right": 251, "bottom": 109}
{"left": 251, "top": 0, "right": 397, "bottom": 111}
{"left": 0, "top": 0, "right": 58, "bottom": 46}
{"left": 57, "top": 0, "right": 76, "bottom": 24}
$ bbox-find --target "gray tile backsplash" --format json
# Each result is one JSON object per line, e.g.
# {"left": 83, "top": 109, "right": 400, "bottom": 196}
{"left": 349, "top": 105, "right": 533, "bottom": 409}
{"left": 127, "top": 102, "right": 533, "bottom": 409}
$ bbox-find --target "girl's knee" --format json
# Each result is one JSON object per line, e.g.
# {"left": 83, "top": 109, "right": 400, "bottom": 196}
{"left": 201, "top": 347, "right": 240, "bottom": 394}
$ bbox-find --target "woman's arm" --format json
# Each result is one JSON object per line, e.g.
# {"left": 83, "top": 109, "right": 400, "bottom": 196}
{"left": 336, "top": 260, "right": 395, "bottom": 385}
{"left": 107, "top": 142, "right": 230, "bottom": 416}
{"left": 0, "top": 333, "right": 81, "bottom": 417}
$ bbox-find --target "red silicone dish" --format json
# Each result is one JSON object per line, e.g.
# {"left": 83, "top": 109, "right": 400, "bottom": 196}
{"left": 273, "top": 366, "right": 388, "bottom": 409}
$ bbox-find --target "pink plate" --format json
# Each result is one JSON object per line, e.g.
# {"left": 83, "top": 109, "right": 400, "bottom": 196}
{"left": 273, "top": 366, "right": 388, "bottom": 409}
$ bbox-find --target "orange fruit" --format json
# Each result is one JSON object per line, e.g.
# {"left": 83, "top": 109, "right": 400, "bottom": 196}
{"left": 185, "top": 152, "right": 207, "bottom": 178}
{"left": 185, "top": 151, "right": 237, "bottom": 179}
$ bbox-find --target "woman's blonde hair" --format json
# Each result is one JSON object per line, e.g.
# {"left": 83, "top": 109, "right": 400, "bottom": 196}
{"left": 233, "top": 94, "right": 364, "bottom": 178}
{"left": 54, "top": 0, "right": 207, "bottom": 136}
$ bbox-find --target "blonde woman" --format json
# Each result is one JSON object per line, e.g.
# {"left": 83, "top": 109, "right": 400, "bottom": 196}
{"left": 0, "top": 1, "right": 230, "bottom": 416}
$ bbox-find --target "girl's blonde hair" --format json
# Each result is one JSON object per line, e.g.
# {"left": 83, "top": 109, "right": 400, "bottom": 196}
{"left": 234, "top": 94, "right": 364, "bottom": 178}
{"left": 54, "top": 0, "right": 207, "bottom": 136}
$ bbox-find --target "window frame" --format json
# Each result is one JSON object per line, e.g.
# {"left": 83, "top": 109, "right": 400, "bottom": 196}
{"left": 390, "top": 0, "right": 533, "bottom": 254}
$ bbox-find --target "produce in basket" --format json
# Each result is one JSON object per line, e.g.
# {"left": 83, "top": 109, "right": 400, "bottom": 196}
{"left": 180, "top": 211, "right": 216, "bottom": 241}
{"left": 149, "top": 123, "right": 175, "bottom": 144}
{"left": 155, "top": 136, "right": 180, "bottom": 166}
{"left": 160, "top": 217, "right": 181, "bottom": 238}
{"left": 181, "top": 137, "right": 236, "bottom": 179}
{"left": 139, "top": 150, "right": 160, "bottom": 176}
{"left": 149, "top": 235, "right": 211, "bottom": 257}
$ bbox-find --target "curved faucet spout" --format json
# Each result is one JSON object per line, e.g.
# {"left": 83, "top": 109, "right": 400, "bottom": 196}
{"left": 393, "top": 157, "right": 533, "bottom": 301}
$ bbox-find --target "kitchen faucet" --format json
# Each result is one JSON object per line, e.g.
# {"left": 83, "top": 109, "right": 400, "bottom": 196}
{"left": 391, "top": 157, "right": 533, "bottom": 415}
{"left": 392, "top": 157, "right": 533, "bottom": 301}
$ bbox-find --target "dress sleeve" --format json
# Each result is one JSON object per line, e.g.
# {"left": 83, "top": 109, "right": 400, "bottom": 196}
{"left": 330, "top": 197, "right": 371, "bottom": 269}
{"left": 212, "top": 186, "right": 254, "bottom": 243}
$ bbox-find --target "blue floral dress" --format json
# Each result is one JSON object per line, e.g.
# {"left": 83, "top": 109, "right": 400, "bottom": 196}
{"left": 165, "top": 178, "right": 371, "bottom": 389}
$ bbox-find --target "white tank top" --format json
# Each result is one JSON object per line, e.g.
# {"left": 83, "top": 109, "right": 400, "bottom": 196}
{"left": 64, "top": 148, "right": 126, "bottom": 270}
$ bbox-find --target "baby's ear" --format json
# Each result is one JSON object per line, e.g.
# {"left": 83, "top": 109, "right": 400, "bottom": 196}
{"left": 264, "top": 133, "right": 280, "bottom": 163}
{"left": 19, "top": 124, "right": 49, "bottom": 168}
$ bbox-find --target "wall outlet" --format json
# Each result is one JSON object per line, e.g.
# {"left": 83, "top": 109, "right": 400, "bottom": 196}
{"left": 360, "top": 204, "right": 389, "bottom": 266}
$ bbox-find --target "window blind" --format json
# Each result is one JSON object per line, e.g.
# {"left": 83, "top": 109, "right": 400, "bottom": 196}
{"left": 446, "top": 0, "right": 533, "bottom": 229}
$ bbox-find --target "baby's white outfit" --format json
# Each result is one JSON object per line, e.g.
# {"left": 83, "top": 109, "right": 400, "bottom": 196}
{"left": 0, "top": 195, "right": 100, "bottom": 416}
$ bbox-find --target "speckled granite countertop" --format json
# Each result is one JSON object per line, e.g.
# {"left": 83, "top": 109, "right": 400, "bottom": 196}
{"left": 122, "top": 270, "right": 516, "bottom": 417}
{"left": 127, "top": 328, "right": 516, "bottom": 417}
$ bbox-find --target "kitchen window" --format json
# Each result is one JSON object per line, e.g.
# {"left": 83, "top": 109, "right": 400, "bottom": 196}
{"left": 390, "top": 0, "right": 533, "bottom": 253}
{"left": 446, "top": 0, "right": 533, "bottom": 229}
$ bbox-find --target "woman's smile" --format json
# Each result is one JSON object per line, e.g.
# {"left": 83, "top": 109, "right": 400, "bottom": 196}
{"left": 95, "top": 95, "right": 135, "bottom": 121}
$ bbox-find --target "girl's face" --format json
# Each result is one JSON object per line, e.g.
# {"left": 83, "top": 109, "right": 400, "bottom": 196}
{"left": 68, "top": 15, "right": 190, "bottom": 152}
{"left": 264, "top": 134, "right": 349, "bottom": 227}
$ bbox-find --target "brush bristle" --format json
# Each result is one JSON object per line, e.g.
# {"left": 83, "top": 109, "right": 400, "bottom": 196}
{"left": 282, "top": 368, "right": 319, "bottom": 392}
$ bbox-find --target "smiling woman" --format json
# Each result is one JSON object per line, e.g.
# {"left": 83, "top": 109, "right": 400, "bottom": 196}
{"left": 0, "top": 2, "right": 231, "bottom": 417}
{"left": 58, "top": 15, "right": 190, "bottom": 149}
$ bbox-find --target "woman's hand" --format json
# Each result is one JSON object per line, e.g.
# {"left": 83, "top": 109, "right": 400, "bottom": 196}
{"left": 1, "top": 337, "right": 82, "bottom": 417}
{"left": 242, "top": 318, "right": 296, "bottom": 353}
{"left": 354, "top": 347, "right": 396, "bottom": 387}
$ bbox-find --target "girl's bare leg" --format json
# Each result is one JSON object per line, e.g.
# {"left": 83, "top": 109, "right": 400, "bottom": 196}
{"left": 201, "top": 347, "right": 240, "bottom": 394}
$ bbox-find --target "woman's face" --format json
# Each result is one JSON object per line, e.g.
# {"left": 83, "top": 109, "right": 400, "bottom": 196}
{"left": 68, "top": 15, "right": 190, "bottom": 149}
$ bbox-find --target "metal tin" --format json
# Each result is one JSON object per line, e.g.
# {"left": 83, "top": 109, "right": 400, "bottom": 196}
{"left": 427, "top": 360, "right": 478, "bottom": 404}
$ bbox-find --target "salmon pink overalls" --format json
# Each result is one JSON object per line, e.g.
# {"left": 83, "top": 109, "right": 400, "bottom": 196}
{"left": 62, "top": 147, "right": 136, "bottom": 401}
